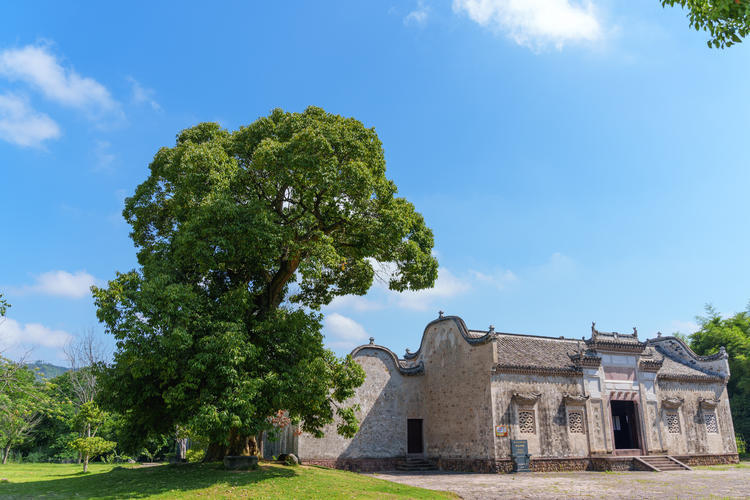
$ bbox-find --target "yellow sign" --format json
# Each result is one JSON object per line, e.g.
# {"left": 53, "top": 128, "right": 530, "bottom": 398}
{"left": 495, "top": 425, "right": 508, "bottom": 437}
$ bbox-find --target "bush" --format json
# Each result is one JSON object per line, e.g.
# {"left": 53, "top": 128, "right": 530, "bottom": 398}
{"left": 186, "top": 448, "right": 205, "bottom": 463}
{"left": 22, "top": 451, "right": 47, "bottom": 463}
{"left": 737, "top": 434, "right": 747, "bottom": 457}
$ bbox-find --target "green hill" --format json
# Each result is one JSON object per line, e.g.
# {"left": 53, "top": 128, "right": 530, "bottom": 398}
{"left": 26, "top": 361, "right": 69, "bottom": 380}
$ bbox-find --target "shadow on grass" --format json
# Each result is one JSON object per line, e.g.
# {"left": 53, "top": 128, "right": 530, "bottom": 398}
{"left": 0, "top": 463, "right": 298, "bottom": 499}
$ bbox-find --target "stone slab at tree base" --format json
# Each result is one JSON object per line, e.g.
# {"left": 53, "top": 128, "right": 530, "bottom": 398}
{"left": 223, "top": 455, "right": 259, "bottom": 470}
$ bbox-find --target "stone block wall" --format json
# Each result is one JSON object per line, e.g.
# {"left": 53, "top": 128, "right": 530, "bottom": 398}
{"left": 297, "top": 348, "right": 422, "bottom": 460}
{"left": 492, "top": 373, "right": 589, "bottom": 459}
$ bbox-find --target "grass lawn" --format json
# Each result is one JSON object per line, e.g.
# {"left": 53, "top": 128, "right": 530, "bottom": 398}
{"left": 0, "top": 462, "right": 457, "bottom": 499}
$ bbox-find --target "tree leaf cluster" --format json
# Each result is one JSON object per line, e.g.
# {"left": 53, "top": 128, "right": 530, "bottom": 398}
{"left": 662, "top": 0, "right": 750, "bottom": 48}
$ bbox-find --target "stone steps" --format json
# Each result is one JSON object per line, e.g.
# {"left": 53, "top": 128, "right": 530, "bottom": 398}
{"left": 394, "top": 458, "right": 438, "bottom": 471}
{"left": 638, "top": 456, "right": 692, "bottom": 472}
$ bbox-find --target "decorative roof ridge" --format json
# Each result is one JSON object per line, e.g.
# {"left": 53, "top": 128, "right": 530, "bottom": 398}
{"left": 350, "top": 343, "right": 424, "bottom": 376}
{"left": 591, "top": 321, "right": 640, "bottom": 340}
{"left": 493, "top": 331, "right": 582, "bottom": 342}
{"left": 652, "top": 343, "right": 725, "bottom": 380}
{"left": 402, "top": 313, "right": 496, "bottom": 360}
{"left": 647, "top": 336, "right": 728, "bottom": 362}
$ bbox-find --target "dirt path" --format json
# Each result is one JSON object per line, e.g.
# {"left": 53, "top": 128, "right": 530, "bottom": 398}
{"left": 374, "top": 468, "right": 750, "bottom": 499}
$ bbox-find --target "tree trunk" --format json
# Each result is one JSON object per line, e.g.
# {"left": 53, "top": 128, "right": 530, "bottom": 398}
{"left": 83, "top": 453, "right": 89, "bottom": 473}
{"left": 203, "top": 427, "right": 259, "bottom": 461}
{"left": 176, "top": 438, "right": 187, "bottom": 461}
{"left": 2, "top": 443, "right": 10, "bottom": 464}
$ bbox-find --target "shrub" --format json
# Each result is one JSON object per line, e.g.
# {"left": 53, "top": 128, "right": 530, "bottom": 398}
{"left": 186, "top": 448, "right": 205, "bottom": 463}
{"left": 737, "top": 434, "right": 747, "bottom": 457}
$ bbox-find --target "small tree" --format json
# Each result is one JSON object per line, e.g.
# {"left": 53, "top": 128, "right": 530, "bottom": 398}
{"left": 69, "top": 401, "right": 115, "bottom": 472}
{"left": 69, "top": 436, "right": 115, "bottom": 472}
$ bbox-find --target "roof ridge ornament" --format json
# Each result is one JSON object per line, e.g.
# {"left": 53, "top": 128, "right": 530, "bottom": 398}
{"left": 633, "top": 327, "right": 638, "bottom": 338}
{"left": 369, "top": 337, "right": 375, "bottom": 345}
{"left": 438, "top": 310, "right": 444, "bottom": 319}
{"left": 489, "top": 324, "right": 495, "bottom": 334}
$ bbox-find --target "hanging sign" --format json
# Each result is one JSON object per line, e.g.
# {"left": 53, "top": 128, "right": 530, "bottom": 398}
{"left": 495, "top": 425, "right": 508, "bottom": 437}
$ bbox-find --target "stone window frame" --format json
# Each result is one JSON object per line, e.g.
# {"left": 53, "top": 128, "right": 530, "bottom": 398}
{"left": 517, "top": 408, "right": 537, "bottom": 435}
{"left": 703, "top": 411, "right": 719, "bottom": 434}
{"left": 665, "top": 411, "right": 681, "bottom": 434}
{"left": 567, "top": 409, "right": 585, "bottom": 434}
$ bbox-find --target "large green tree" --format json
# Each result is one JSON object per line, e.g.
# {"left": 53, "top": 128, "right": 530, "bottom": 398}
{"left": 686, "top": 304, "right": 750, "bottom": 450}
{"left": 662, "top": 0, "right": 750, "bottom": 48}
{"left": 94, "top": 107, "right": 438, "bottom": 460}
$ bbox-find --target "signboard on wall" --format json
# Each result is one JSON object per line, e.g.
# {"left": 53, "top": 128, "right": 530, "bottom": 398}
{"left": 495, "top": 425, "right": 508, "bottom": 437}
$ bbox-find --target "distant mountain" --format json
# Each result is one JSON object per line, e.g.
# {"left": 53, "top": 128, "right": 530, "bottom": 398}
{"left": 26, "top": 361, "right": 69, "bottom": 380}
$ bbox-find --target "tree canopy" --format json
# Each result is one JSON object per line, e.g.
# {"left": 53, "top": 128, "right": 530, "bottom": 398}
{"left": 93, "top": 106, "right": 438, "bottom": 459}
{"left": 662, "top": 0, "right": 750, "bottom": 48}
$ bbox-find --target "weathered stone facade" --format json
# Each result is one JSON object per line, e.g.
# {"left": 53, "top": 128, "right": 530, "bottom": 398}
{"left": 298, "top": 315, "right": 739, "bottom": 472}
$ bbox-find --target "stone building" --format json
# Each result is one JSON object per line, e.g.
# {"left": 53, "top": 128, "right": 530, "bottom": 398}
{"left": 298, "top": 314, "right": 739, "bottom": 472}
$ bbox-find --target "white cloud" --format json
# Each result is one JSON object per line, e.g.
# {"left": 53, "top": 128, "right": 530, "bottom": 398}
{"left": 532, "top": 252, "right": 576, "bottom": 280}
{"left": 0, "top": 44, "right": 120, "bottom": 116}
{"left": 16, "top": 270, "right": 97, "bottom": 299}
{"left": 470, "top": 269, "right": 518, "bottom": 289}
{"left": 324, "top": 313, "right": 371, "bottom": 350}
{"left": 327, "top": 294, "right": 383, "bottom": 312}
{"left": 452, "top": 0, "right": 603, "bottom": 50}
{"left": 668, "top": 320, "right": 699, "bottom": 336}
{"left": 405, "top": 1, "right": 430, "bottom": 26}
{"left": 0, "top": 93, "right": 60, "bottom": 147}
{"left": 0, "top": 317, "right": 73, "bottom": 350}
{"left": 127, "top": 76, "right": 161, "bottom": 111}
{"left": 393, "top": 267, "right": 471, "bottom": 311}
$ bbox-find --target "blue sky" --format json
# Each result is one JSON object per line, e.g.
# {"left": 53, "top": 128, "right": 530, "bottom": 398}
{"left": 1, "top": 1, "right": 749, "bottom": 364}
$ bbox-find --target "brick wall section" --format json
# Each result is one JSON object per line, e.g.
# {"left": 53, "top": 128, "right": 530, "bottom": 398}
{"left": 673, "top": 453, "right": 739, "bottom": 466}
{"left": 301, "top": 457, "right": 400, "bottom": 472}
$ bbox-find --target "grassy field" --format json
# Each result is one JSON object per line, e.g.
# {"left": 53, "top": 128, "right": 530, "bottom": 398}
{"left": 0, "top": 462, "right": 457, "bottom": 499}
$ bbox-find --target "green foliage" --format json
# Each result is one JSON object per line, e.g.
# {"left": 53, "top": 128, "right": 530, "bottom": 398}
{"left": 0, "top": 360, "right": 50, "bottom": 463}
{"left": 662, "top": 0, "right": 750, "bottom": 48}
{"left": 186, "top": 447, "right": 205, "bottom": 463}
{"left": 687, "top": 304, "right": 750, "bottom": 448}
{"left": 69, "top": 437, "right": 116, "bottom": 461}
{"left": 72, "top": 401, "right": 107, "bottom": 436}
{"left": 737, "top": 434, "right": 747, "bottom": 456}
{"left": 0, "top": 292, "right": 9, "bottom": 317}
{"left": 93, "top": 107, "right": 436, "bottom": 451}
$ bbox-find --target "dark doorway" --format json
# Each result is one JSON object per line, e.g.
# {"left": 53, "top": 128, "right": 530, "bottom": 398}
{"left": 610, "top": 401, "right": 640, "bottom": 450}
{"left": 407, "top": 418, "right": 423, "bottom": 454}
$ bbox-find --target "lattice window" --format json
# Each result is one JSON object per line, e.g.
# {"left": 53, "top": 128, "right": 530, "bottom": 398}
{"left": 704, "top": 412, "right": 719, "bottom": 434}
{"left": 568, "top": 411, "right": 584, "bottom": 434}
{"left": 666, "top": 412, "right": 681, "bottom": 434}
{"left": 518, "top": 410, "right": 536, "bottom": 434}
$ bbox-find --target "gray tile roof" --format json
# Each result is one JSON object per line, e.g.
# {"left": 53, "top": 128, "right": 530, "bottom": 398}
{"left": 652, "top": 348, "right": 723, "bottom": 381}
{"left": 495, "top": 334, "right": 582, "bottom": 372}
